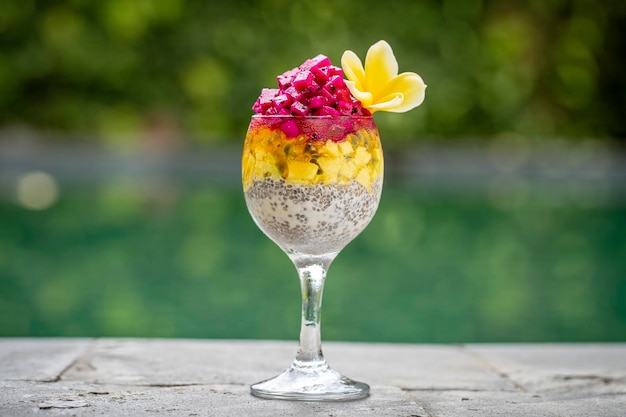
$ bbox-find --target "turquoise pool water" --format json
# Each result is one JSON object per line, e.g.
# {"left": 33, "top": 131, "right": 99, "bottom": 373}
{"left": 1, "top": 175, "right": 624, "bottom": 343}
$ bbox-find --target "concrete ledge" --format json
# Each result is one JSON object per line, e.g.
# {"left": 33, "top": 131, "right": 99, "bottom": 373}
{"left": 1, "top": 339, "right": 625, "bottom": 416}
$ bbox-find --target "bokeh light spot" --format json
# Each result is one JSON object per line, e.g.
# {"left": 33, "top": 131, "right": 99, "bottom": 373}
{"left": 16, "top": 171, "right": 60, "bottom": 211}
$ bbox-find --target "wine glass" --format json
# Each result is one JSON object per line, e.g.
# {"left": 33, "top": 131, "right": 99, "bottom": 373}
{"left": 242, "top": 114, "right": 383, "bottom": 401}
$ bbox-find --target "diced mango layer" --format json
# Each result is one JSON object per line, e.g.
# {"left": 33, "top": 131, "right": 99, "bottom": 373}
{"left": 242, "top": 126, "right": 383, "bottom": 191}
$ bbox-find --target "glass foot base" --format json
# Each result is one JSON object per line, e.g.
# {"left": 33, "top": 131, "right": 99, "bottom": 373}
{"left": 250, "top": 363, "right": 369, "bottom": 401}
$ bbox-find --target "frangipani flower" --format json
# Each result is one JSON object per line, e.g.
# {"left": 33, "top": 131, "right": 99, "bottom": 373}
{"left": 342, "top": 40, "right": 426, "bottom": 113}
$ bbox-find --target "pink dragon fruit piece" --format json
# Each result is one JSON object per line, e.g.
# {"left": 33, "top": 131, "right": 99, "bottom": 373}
{"left": 259, "top": 88, "right": 278, "bottom": 102}
{"left": 293, "top": 71, "right": 315, "bottom": 92}
{"left": 253, "top": 88, "right": 278, "bottom": 112}
{"left": 327, "top": 66, "right": 343, "bottom": 77}
{"left": 315, "top": 86, "right": 335, "bottom": 101}
{"left": 313, "top": 106, "right": 341, "bottom": 116}
{"left": 335, "top": 89, "right": 353, "bottom": 104}
{"left": 323, "top": 75, "right": 345, "bottom": 93}
{"left": 290, "top": 101, "right": 308, "bottom": 116}
{"left": 312, "top": 66, "right": 330, "bottom": 84}
{"left": 272, "top": 94, "right": 293, "bottom": 110}
{"left": 280, "top": 119, "right": 299, "bottom": 138}
{"left": 336, "top": 100, "right": 353, "bottom": 115}
{"left": 308, "top": 96, "right": 327, "bottom": 109}
{"left": 264, "top": 106, "right": 278, "bottom": 115}
{"left": 277, "top": 67, "right": 299, "bottom": 89}
{"left": 283, "top": 86, "right": 299, "bottom": 100}
{"left": 352, "top": 101, "right": 371, "bottom": 116}
{"left": 299, "top": 54, "right": 332, "bottom": 72}
{"left": 294, "top": 91, "right": 311, "bottom": 105}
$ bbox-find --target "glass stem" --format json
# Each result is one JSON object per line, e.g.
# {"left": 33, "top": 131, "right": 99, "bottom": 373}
{"left": 290, "top": 254, "right": 336, "bottom": 367}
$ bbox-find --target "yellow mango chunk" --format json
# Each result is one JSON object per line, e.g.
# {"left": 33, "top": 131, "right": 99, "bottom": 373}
{"left": 338, "top": 140, "right": 354, "bottom": 156}
{"left": 339, "top": 160, "right": 357, "bottom": 179}
{"left": 322, "top": 141, "right": 340, "bottom": 157}
{"left": 242, "top": 151, "right": 255, "bottom": 184}
{"left": 257, "top": 154, "right": 282, "bottom": 179}
{"left": 373, "top": 147, "right": 383, "bottom": 162}
{"left": 360, "top": 130, "right": 372, "bottom": 143}
{"left": 317, "top": 156, "right": 342, "bottom": 182}
{"left": 287, "top": 160, "right": 319, "bottom": 182}
{"left": 354, "top": 146, "right": 371, "bottom": 166}
{"left": 356, "top": 169, "right": 371, "bottom": 188}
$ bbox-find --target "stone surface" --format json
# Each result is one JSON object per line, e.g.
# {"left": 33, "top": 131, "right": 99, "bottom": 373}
{"left": 0, "top": 380, "right": 425, "bottom": 417}
{"left": 0, "top": 338, "right": 91, "bottom": 382}
{"left": 409, "top": 389, "right": 626, "bottom": 417}
{"left": 329, "top": 342, "right": 511, "bottom": 391}
{"left": 466, "top": 343, "right": 626, "bottom": 394}
{"left": 1, "top": 338, "right": 625, "bottom": 416}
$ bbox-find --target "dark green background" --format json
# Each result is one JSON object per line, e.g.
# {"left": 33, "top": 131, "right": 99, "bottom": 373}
{"left": 1, "top": 0, "right": 625, "bottom": 145}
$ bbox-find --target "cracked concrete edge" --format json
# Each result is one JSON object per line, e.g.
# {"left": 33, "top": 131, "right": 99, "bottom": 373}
{"left": 0, "top": 338, "right": 96, "bottom": 382}
{"left": 458, "top": 344, "right": 529, "bottom": 393}
{"left": 460, "top": 343, "right": 626, "bottom": 396}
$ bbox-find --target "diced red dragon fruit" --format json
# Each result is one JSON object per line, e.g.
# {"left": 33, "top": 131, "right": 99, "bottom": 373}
{"left": 299, "top": 54, "right": 332, "bottom": 72}
{"left": 283, "top": 86, "right": 299, "bottom": 100}
{"left": 280, "top": 119, "right": 299, "bottom": 138}
{"left": 294, "top": 91, "right": 310, "bottom": 104}
{"left": 335, "top": 89, "right": 353, "bottom": 103}
{"left": 251, "top": 54, "right": 370, "bottom": 138}
{"left": 324, "top": 75, "right": 345, "bottom": 93}
{"left": 264, "top": 105, "right": 278, "bottom": 115}
{"left": 308, "top": 96, "right": 327, "bottom": 109}
{"left": 252, "top": 88, "right": 279, "bottom": 113}
{"left": 327, "top": 66, "right": 343, "bottom": 77}
{"left": 312, "top": 66, "right": 330, "bottom": 84}
{"left": 259, "top": 88, "right": 278, "bottom": 102}
{"left": 336, "top": 100, "right": 353, "bottom": 115}
{"left": 313, "top": 106, "right": 341, "bottom": 116}
{"left": 272, "top": 94, "right": 292, "bottom": 110}
{"left": 316, "top": 86, "right": 334, "bottom": 101}
{"left": 290, "top": 101, "right": 308, "bottom": 116}
{"left": 352, "top": 101, "right": 371, "bottom": 116}
{"left": 277, "top": 67, "right": 299, "bottom": 89}
{"left": 292, "top": 71, "right": 315, "bottom": 91}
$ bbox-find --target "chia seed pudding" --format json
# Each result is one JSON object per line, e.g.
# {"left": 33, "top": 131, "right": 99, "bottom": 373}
{"left": 245, "top": 177, "right": 383, "bottom": 256}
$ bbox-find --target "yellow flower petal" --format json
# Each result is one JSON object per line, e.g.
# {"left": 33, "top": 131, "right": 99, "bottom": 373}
{"left": 364, "top": 40, "right": 398, "bottom": 95}
{"left": 341, "top": 50, "right": 365, "bottom": 89}
{"left": 366, "top": 93, "right": 404, "bottom": 112}
{"left": 345, "top": 80, "right": 373, "bottom": 106}
{"left": 377, "top": 73, "right": 427, "bottom": 113}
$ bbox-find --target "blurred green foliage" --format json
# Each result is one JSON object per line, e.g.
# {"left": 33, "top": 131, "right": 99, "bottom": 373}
{"left": 1, "top": 183, "right": 625, "bottom": 342}
{"left": 1, "top": 0, "right": 625, "bottom": 146}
